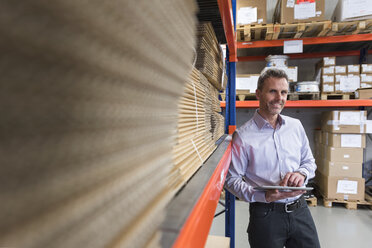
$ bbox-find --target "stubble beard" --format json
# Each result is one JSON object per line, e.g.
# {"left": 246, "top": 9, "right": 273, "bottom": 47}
{"left": 267, "top": 101, "right": 284, "bottom": 115}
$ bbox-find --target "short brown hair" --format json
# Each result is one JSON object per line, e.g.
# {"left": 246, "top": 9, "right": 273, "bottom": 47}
{"left": 257, "top": 68, "right": 288, "bottom": 90}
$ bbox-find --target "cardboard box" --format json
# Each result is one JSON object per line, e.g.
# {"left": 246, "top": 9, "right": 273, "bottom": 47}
{"left": 237, "top": 0, "right": 266, "bottom": 25}
{"left": 335, "top": 74, "right": 346, "bottom": 83}
{"left": 263, "top": 66, "right": 298, "bottom": 82}
{"left": 316, "top": 172, "right": 365, "bottom": 201}
{"left": 321, "top": 83, "right": 334, "bottom": 93}
{"left": 334, "top": 83, "right": 340, "bottom": 93}
{"left": 321, "top": 110, "right": 367, "bottom": 134}
{"left": 236, "top": 74, "right": 259, "bottom": 92}
{"left": 322, "top": 57, "right": 336, "bottom": 66}
{"left": 360, "top": 73, "right": 372, "bottom": 83}
{"left": 322, "top": 66, "right": 335, "bottom": 75}
{"left": 360, "top": 83, "right": 372, "bottom": 89}
{"left": 335, "top": 66, "right": 347, "bottom": 75}
{"left": 361, "top": 64, "right": 372, "bottom": 73}
{"left": 322, "top": 75, "right": 334, "bottom": 83}
{"left": 332, "top": 0, "right": 372, "bottom": 22}
{"left": 355, "top": 87, "right": 372, "bottom": 99}
{"left": 273, "top": 0, "right": 325, "bottom": 24}
{"left": 322, "top": 132, "right": 366, "bottom": 148}
{"left": 323, "top": 146, "right": 363, "bottom": 163}
{"left": 340, "top": 75, "right": 360, "bottom": 92}
{"left": 317, "top": 159, "right": 363, "bottom": 177}
{"left": 334, "top": 74, "right": 346, "bottom": 93}
{"left": 347, "top": 64, "right": 360, "bottom": 74}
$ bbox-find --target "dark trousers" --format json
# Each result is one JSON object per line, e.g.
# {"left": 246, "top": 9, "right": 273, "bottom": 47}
{"left": 248, "top": 197, "right": 320, "bottom": 248}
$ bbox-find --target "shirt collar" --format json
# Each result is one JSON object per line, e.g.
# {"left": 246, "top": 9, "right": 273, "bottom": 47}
{"left": 253, "top": 109, "right": 286, "bottom": 129}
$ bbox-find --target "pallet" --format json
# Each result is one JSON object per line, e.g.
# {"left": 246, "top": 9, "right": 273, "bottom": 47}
{"left": 305, "top": 196, "right": 317, "bottom": 207}
{"left": 320, "top": 93, "right": 355, "bottom": 100}
{"left": 236, "top": 19, "right": 372, "bottom": 42}
{"left": 288, "top": 92, "right": 320, "bottom": 100}
{"left": 323, "top": 197, "right": 372, "bottom": 210}
{"left": 326, "top": 19, "right": 372, "bottom": 36}
{"left": 236, "top": 90, "right": 256, "bottom": 101}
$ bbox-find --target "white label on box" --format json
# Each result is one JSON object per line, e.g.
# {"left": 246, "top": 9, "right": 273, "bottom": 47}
{"left": 316, "top": 11, "right": 322, "bottom": 16}
{"left": 362, "top": 64, "right": 372, "bottom": 73}
{"left": 258, "top": 18, "right": 263, "bottom": 24}
{"left": 337, "top": 180, "right": 358, "bottom": 194}
{"left": 360, "top": 74, "right": 372, "bottom": 82}
{"left": 343, "top": 0, "right": 372, "bottom": 19}
{"left": 322, "top": 75, "right": 334, "bottom": 83}
{"left": 335, "top": 66, "right": 346, "bottom": 73}
{"left": 284, "top": 40, "right": 303, "bottom": 54}
{"left": 294, "top": 2, "right": 316, "bottom": 19}
{"left": 366, "top": 120, "right": 372, "bottom": 133}
{"left": 335, "top": 75, "right": 346, "bottom": 82}
{"left": 237, "top": 7, "right": 257, "bottom": 25}
{"left": 341, "top": 134, "right": 362, "bottom": 148}
{"left": 323, "top": 66, "right": 335, "bottom": 74}
{"left": 339, "top": 111, "right": 362, "bottom": 125}
{"left": 361, "top": 83, "right": 372, "bottom": 88}
{"left": 340, "top": 75, "right": 360, "bottom": 92}
{"left": 343, "top": 154, "right": 350, "bottom": 158}
{"left": 236, "top": 76, "right": 259, "bottom": 92}
{"left": 348, "top": 65, "right": 359, "bottom": 73}
{"left": 342, "top": 166, "right": 349, "bottom": 170}
{"left": 323, "top": 84, "right": 334, "bottom": 92}
{"left": 287, "top": 0, "right": 295, "bottom": 8}
{"left": 324, "top": 57, "right": 335, "bottom": 66}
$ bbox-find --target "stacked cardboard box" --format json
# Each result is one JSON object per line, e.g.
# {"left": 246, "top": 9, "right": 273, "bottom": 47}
{"left": 0, "top": 1, "right": 197, "bottom": 247}
{"left": 337, "top": 65, "right": 361, "bottom": 93}
{"left": 317, "top": 57, "right": 336, "bottom": 93}
{"left": 360, "top": 64, "right": 372, "bottom": 88}
{"left": 315, "top": 110, "right": 367, "bottom": 201}
{"left": 316, "top": 57, "right": 372, "bottom": 94}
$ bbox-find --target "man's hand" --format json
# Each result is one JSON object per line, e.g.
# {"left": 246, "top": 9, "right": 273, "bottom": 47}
{"left": 264, "top": 172, "right": 306, "bottom": 202}
{"left": 280, "top": 172, "right": 306, "bottom": 187}
{"left": 265, "top": 189, "right": 305, "bottom": 202}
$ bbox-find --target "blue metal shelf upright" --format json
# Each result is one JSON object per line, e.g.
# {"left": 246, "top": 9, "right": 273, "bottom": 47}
{"left": 218, "top": 0, "right": 237, "bottom": 247}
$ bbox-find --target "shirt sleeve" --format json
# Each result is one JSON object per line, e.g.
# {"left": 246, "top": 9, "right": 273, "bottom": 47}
{"left": 224, "top": 131, "right": 267, "bottom": 203}
{"left": 295, "top": 121, "right": 317, "bottom": 184}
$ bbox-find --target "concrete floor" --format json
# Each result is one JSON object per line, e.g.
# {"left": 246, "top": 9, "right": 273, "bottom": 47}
{"left": 209, "top": 199, "right": 372, "bottom": 248}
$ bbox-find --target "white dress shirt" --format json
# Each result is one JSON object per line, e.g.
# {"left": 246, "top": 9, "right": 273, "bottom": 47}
{"left": 225, "top": 110, "right": 316, "bottom": 203}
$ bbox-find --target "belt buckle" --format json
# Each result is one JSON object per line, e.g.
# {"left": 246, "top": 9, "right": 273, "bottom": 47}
{"left": 285, "top": 202, "right": 294, "bottom": 213}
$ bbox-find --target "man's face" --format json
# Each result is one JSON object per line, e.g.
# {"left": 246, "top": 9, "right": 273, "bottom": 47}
{"left": 256, "top": 77, "right": 288, "bottom": 117}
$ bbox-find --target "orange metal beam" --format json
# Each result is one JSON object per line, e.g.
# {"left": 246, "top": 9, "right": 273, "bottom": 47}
{"left": 221, "top": 100, "right": 372, "bottom": 108}
{"left": 172, "top": 142, "right": 232, "bottom": 248}
{"left": 238, "top": 50, "right": 372, "bottom": 62}
{"left": 237, "top": 34, "right": 372, "bottom": 49}
{"left": 217, "top": 0, "right": 237, "bottom": 62}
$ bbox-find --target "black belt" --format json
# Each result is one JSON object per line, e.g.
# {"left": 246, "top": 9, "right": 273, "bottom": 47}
{"left": 251, "top": 196, "right": 305, "bottom": 213}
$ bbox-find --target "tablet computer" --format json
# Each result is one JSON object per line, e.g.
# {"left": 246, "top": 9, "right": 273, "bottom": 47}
{"left": 253, "top": 186, "right": 314, "bottom": 191}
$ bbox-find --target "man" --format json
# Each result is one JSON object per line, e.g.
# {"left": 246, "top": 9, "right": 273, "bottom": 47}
{"left": 225, "top": 68, "right": 320, "bottom": 248}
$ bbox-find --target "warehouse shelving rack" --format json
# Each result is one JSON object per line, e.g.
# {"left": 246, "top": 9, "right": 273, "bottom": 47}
{"left": 163, "top": 1, "right": 372, "bottom": 248}
{"left": 160, "top": 1, "right": 238, "bottom": 248}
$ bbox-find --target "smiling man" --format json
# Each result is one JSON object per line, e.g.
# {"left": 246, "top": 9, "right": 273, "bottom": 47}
{"left": 225, "top": 68, "right": 320, "bottom": 248}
